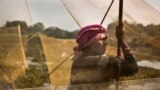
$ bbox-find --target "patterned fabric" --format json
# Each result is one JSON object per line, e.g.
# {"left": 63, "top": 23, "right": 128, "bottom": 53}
{"left": 76, "top": 24, "right": 107, "bottom": 49}
{"left": 72, "top": 54, "right": 138, "bottom": 79}
{"left": 73, "top": 24, "right": 107, "bottom": 60}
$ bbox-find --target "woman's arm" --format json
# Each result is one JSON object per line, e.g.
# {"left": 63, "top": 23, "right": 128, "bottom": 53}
{"left": 116, "top": 24, "right": 132, "bottom": 55}
{"left": 116, "top": 24, "right": 139, "bottom": 76}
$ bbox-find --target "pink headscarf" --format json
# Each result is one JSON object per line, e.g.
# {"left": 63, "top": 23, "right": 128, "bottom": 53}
{"left": 76, "top": 24, "right": 107, "bottom": 49}
{"left": 73, "top": 24, "right": 108, "bottom": 60}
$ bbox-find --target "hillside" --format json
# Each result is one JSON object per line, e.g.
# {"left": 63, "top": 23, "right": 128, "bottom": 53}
{"left": 44, "top": 27, "right": 78, "bottom": 39}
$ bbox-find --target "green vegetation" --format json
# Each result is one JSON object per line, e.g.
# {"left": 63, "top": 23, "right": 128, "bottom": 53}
{"left": 14, "top": 66, "right": 49, "bottom": 88}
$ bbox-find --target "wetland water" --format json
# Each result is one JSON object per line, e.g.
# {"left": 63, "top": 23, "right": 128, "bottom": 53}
{"left": 138, "top": 60, "right": 160, "bottom": 70}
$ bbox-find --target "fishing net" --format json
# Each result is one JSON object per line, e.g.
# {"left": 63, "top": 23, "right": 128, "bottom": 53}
{"left": 0, "top": 26, "right": 27, "bottom": 83}
{"left": 61, "top": 0, "right": 160, "bottom": 27}
{"left": 0, "top": 0, "right": 32, "bottom": 26}
{"left": 1, "top": 0, "right": 160, "bottom": 89}
{"left": 61, "top": 0, "right": 160, "bottom": 59}
{"left": 39, "top": 34, "right": 74, "bottom": 85}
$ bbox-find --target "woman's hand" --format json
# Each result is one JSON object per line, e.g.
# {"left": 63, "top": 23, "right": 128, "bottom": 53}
{"left": 116, "top": 23, "right": 125, "bottom": 41}
{"left": 116, "top": 24, "right": 132, "bottom": 55}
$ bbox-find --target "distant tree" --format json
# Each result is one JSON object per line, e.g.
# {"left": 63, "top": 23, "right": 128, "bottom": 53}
{"left": 44, "top": 27, "right": 78, "bottom": 39}
{"left": 33, "top": 22, "right": 45, "bottom": 31}
{"left": 26, "top": 22, "right": 45, "bottom": 35}
{"left": 146, "top": 24, "right": 160, "bottom": 36}
{"left": 4, "top": 21, "right": 28, "bottom": 31}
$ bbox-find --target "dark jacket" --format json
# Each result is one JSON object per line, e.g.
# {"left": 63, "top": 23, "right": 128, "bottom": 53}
{"left": 70, "top": 54, "right": 138, "bottom": 84}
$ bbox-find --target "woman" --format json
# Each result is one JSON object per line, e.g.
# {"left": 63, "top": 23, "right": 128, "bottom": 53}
{"left": 71, "top": 24, "right": 138, "bottom": 84}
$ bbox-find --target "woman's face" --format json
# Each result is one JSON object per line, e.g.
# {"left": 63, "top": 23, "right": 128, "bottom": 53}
{"left": 90, "top": 39, "right": 107, "bottom": 54}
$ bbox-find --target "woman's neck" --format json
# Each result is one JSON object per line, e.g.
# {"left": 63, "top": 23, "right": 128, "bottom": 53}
{"left": 83, "top": 51, "right": 103, "bottom": 56}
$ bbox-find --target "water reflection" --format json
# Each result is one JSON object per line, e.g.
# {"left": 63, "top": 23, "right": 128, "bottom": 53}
{"left": 138, "top": 60, "right": 160, "bottom": 70}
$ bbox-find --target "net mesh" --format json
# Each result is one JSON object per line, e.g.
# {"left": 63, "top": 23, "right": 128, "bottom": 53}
{"left": 0, "top": 0, "right": 160, "bottom": 89}
{"left": 61, "top": 0, "right": 160, "bottom": 27}
{"left": 61, "top": 0, "right": 160, "bottom": 59}
{"left": 39, "top": 34, "right": 74, "bottom": 85}
{"left": 0, "top": 26, "right": 27, "bottom": 83}
{"left": 0, "top": 0, "right": 32, "bottom": 26}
